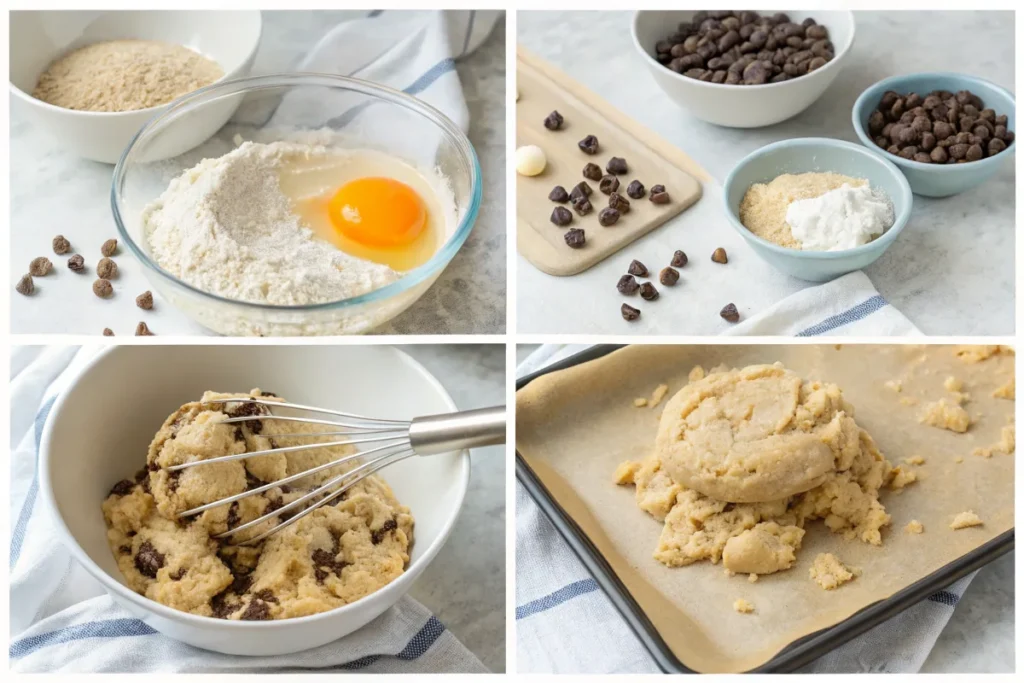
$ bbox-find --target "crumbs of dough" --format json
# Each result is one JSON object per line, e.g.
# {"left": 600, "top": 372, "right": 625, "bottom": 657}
{"left": 899, "top": 396, "right": 919, "bottom": 406}
{"left": 689, "top": 365, "right": 706, "bottom": 382}
{"left": 650, "top": 383, "right": 669, "bottom": 408}
{"left": 884, "top": 380, "right": 902, "bottom": 393}
{"left": 904, "top": 455, "right": 925, "bottom": 466}
{"left": 905, "top": 520, "right": 924, "bottom": 534}
{"left": 920, "top": 399, "right": 971, "bottom": 433}
{"left": 809, "top": 553, "right": 859, "bottom": 590}
{"left": 943, "top": 376, "right": 963, "bottom": 392}
{"left": 950, "top": 511, "right": 983, "bottom": 530}
{"left": 748, "top": 573, "right": 758, "bottom": 583}
{"left": 886, "top": 466, "right": 917, "bottom": 492}
{"left": 993, "top": 376, "right": 1015, "bottom": 400}
{"left": 634, "top": 398, "right": 648, "bottom": 407}
{"left": 955, "top": 345, "right": 1013, "bottom": 364}
{"left": 954, "top": 456, "right": 964, "bottom": 464}
{"left": 614, "top": 460, "right": 641, "bottom": 485}
{"left": 733, "top": 598, "right": 755, "bottom": 614}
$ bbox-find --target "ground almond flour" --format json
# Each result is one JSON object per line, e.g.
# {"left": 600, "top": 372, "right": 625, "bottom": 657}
{"left": 33, "top": 40, "right": 223, "bottom": 112}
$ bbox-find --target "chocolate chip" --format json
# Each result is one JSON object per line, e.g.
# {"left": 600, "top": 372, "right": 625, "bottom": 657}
{"left": 564, "top": 228, "right": 586, "bottom": 248}
{"left": 625, "top": 180, "right": 645, "bottom": 199}
{"left": 170, "top": 567, "right": 187, "bottom": 581}
{"left": 569, "top": 181, "right": 593, "bottom": 202}
{"left": 659, "top": 267, "right": 680, "bottom": 286}
{"left": 109, "top": 479, "right": 135, "bottom": 497}
{"left": 29, "top": 257, "right": 52, "bottom": 276}
{"left": 97, "top": 257, "right": 118, "bottom": 279}
{"left": 371, "top": 518, "right": 398, "bottom": 545}
{"left": 671, "top": 250, "right": 688, "bottom": 267}
{"left": 621, "top": 303, "right": 641, "bottom": 321}
{"left": 608, "top": 192, "right": 630, "bottom": 213}
{"left": 572, "top": 198, "right": 593, "bottom": 216}
{"left": 52, "top": 235, "right": 71, "bottom": 255}
{"left": 253, "top": 589, "right": 279, "bottom": 604}
{"left": 67, "top": 254, "right": 85, "bottom": 272}
{"left": 240, "top": 598, "right": 271, "bottom": 621}
{"left": 606, "top": 157, "right": 628, "bottom": 175}
{"left": 583, "top": 163, "right": 603, "bottom": 180}
{"left": 720, "top": 303, "right": 740, "bottom": 322}
{"left": 627, "top": 260, "right": 648, "bottom": 277}
{"left": 15, "top": 274, "right": 33, "bottom": 296}
{"left": 231, "top": 573, "right": 253, "bottom": 595}
{"left": 650, "top": 188, "right": 671, "bottom": 204}
{"left": 134, "top": 541, "right": 165, "bottom": 579}
{"left": 598, "top": 207, "right": 620, "bottom": 226}
{"left": 617, "top": 274, "right": 640, "bottom": 294}
{"left": 543, "top": 110, "right": 564, "bottom": 130}
{"left": 711, "top": 247, "right": 728, "bottom": 264}
{"left": 103, "top": 328, "right": 114, "bottom": 336}
{"left": 101, "top": 238, "right": 118, "bottom": 257}
{"left": 312, "top": 547, "right": 348, "bottom": 582}
{"left": 229, "top": 401, "right": 269, "bottom": 434}
{"left": 599, "top": 175, "right": 620, "bottom": 194}
{"left": 167, "top": 469, "right": 182, "bottom": 493}
{"left": 639, "top": 282, "right": 659, "bottom": 301}
{"left": 135, "top": 322, "right": 154, "bottom": 336}
{"left": 578, "top": 135, "right": 599, "bottom": 154}
{"left": 136, "top": 290, "right": 154, "bottom": 310}
{"left": 548, "top": 185, "right": 570, "bottom": 203}
{"left": 550, "top": 206, "right": 573, "bottom": 226}
{"left": 92, "top": 279, "right": 113, "bottom": 298}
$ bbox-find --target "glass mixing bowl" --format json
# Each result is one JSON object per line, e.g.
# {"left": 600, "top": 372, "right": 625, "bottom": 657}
{"left": 112, "top": 73, "right": 482, "bottom": 336}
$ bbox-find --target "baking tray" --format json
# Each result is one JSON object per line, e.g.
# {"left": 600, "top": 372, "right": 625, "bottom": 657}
{"left": 515, "top": 344, "right": 1015, "bottom": 673}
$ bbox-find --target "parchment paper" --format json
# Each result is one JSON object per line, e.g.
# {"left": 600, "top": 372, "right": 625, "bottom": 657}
{"left": 516, "top": 344, "right": 1014, "bottom": 673}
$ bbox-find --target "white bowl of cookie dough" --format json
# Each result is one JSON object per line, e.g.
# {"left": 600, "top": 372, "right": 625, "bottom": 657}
{"left": 631, "top": 10, "right": 855, "bottom": 128}
{"left": 8, "top": 10, "right": 262, "bottom": 163}
{"left": 38, "top": 345, "right": 471, "bottom": 656}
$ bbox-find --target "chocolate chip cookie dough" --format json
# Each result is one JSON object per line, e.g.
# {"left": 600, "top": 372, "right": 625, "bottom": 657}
{"left": 102, "top": 390, "right": 413, "bottom": 620}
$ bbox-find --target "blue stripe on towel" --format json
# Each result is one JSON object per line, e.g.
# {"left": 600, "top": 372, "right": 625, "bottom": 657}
{"left": 796, "top": 295, "right": 888, "bottom": 337}
{"left": 403, "top": 58, "right": 457, "bottom": 95}
{"left": 516, "top": 579, "right": 600, "bottom": 620}
{"left": 11, "top": 396, "right": 56, "bottom": 569}
{"left": 10, "top": 618, "right": 156, "bottom": 659}
{"left": 927, "top": 590, "right": 960, "bottom": 606}
{"left": 337, "top": 616, "right": 447, "bottom": 669}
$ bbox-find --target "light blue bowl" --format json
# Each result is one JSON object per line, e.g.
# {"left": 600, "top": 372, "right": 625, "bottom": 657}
{"left": 723, "top": 138, "right": 912, "bottom": 283}
{"left": 852, "top": 72, "right": 1015, "bottom": 197}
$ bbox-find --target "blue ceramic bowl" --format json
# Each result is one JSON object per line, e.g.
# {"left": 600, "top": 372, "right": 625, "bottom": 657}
{"left": 852, "top": 72, "right": 1015, "bottom": 197}
{"left": 723, "top": 138, "right": 912, "bottom": 283}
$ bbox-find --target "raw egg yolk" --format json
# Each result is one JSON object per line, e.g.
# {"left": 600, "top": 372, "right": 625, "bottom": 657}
{"left": 327, "top": 177, "right": 426, "bottom": 248}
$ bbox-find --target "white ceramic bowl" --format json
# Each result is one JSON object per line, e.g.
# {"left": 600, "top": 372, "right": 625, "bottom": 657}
{"left": 8, "top": 10, "right": 262, "bottom": 163}
{"left": 39, "top": 345, "right": 471, "bottom": 656}
{"left": 631, "top": 10, "right": 855, "bottom": 128}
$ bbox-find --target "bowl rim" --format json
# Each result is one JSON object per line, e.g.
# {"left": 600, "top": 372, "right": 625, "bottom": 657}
{"left": 110, "top": 72, "right": 483, "bottom": 313}
{"left": 722, "top": 137, "right": 913, "bottom": 260}
{"left": 630, "top": 9, "right": 856, "bottom": 91}
{"left": 851, "top": 71, "right": 1016, "bottom": 170}
{"left": 37, "top": 344, "right": 472, "bottom": 630}
{"left": 7, "top": 9, "right": 263, "bottom": 118}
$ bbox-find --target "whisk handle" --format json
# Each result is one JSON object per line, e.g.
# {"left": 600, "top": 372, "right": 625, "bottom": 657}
{"left": 408, "top": 406, "right": 506, "bottom": 455}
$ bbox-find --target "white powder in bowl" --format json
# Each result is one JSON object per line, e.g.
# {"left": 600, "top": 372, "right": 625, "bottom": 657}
{"left": 785, "top": 183, "right": 895, "bottom": 252}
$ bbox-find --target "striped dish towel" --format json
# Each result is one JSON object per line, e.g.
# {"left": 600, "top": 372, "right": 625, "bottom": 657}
{"left": 9, "top": 345, "right": 485, "bottom": 673}
{"left": 515, "top": 346, "right": 975, "bottom": 673}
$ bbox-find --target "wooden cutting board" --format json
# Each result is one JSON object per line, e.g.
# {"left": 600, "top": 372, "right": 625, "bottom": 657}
{"left": 516, "top": 46, "right": 706, "bottom": 276}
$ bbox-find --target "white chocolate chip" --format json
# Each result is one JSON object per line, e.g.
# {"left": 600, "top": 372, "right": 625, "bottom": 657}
{"left": 515, "top": 145, "right": 547, "bottom": 176}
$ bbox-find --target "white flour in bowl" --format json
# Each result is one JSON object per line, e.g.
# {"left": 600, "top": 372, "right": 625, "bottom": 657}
{"left": 142, "top": 139, "right": 452, "bottom": 306}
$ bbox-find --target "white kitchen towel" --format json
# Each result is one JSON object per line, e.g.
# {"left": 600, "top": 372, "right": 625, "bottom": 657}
{"left": 515, "top": 346, "right": 976, "bottom": 674}
{"left": 9, "top": 347, "right": 486, "bottom": 673}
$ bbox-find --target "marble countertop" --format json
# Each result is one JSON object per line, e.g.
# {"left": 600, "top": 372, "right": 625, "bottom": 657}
{"left": 9, "top": 10, "right": 506, "bottom": 335}
{"left": 517, "top": 11, "right": 1015, "bottom": 335}
{"left": 401, "top": 344, "right": 506, "bottom": 672}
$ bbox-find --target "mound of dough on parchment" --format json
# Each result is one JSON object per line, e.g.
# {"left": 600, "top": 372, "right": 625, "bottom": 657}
{"left": 615, "top": 363, "right": 914, "bottom": 578}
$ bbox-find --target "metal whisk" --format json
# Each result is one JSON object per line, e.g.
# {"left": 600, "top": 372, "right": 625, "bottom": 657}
{"left": 168, "top": 398, "right": 505, "bottom": 545}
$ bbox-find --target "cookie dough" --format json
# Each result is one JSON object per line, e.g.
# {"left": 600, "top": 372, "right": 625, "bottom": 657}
{"left": 920, "top": 399, "right": 971, "bottom": 433}
{"left": 809, "top": 553, "right": 858, "bottom": 590}
{"left": 733, "top": 598, "right": 755, "bottom": 614}
{"left": 102, "top": 390, "right": 413, "bottom": 620}
{"left": 905, "top": 520, "right": 924, "bottom": 534}
{"left": 950, "top": 511, "right": 983, "bottom": 530}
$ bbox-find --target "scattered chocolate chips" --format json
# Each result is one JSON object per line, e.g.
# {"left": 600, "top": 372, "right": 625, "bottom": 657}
{"left": 371, "top": 518, "right": 398, "bottom": 545}
{"left": 564, "top": 228, "right": 586, "bottom": 248}
{"left": 598, "top": 207, "right": 620, "bottom": 226}
{"left": 551, "top": 206, "right": 573, "bottom": 226}
{"left": 109, "top": 479, "right": 135, "bottom": 497}
{"left": 606, "top": 157, "right": 628, "bottom": 174}
{"left": 93, "top": 278, "right": 113, "bottom": 298}
{"left": 135, "top": 321, "right": 154, "bottom": 336}
{"left": 52, "top": 235, "right": 71, "bottom": 255}
{"left": 311, "top": 547, "right": 348, "bottom": 582}
{"left": 626, "top": 180, "right": 646, "bottom": 199}
{"left": 583, "top": 162, "right": 603, "bottom": 180}
{"left": 134, "top": 541, "right": 165, "bottom": 579}
{"left": 548, "top": 185, "right": 570, "bottom": 203}
{"left": 599, "top": 175, "right": 620, "bottom": 194}
{"left": 617, "top": 274, "right": 640, "bottom": 294}
{"left": 628, "top": 259, "right": 648, "bottom": 277}
{"left": 649, "top": 184, "right": 671, "bottom": 204}
{"left": 97, "top": 257, "right": 118, "bottom": 279}
{"left": 572, "top": 197, "right": 593, "bottom": 215}
{"left": 711, "top": 247, "right": 729, "bottom": 264}
{"left": 621, "top": 303, "right": 641, "bottom": 321}
{"left": 15, "top": 274, "right": 33, "bottom": 296}
{"left": 671, "top": 250, "right": 688, "bottom": 267}
{"left": 578, "top": 134, "right": 599, "bottom": 154}
{"left": 608, "top": 192, "right": 631, "bottom": 214}
{"left": 101, "top": 238, "right": 118, "bottom": 257}
{"left": 659, "top": 266, "right": 680, "bottom": 286}
{"left": 67, "top": 254, "right": 85, "bottom": 272}
{"left": 720, "top": 303, "right": 740, "bottom": 322}
{"left": 29, "top": 257, "right": 52, "bottom": 276}
{"left": 136, "top": 290, "right": 154, "bottom": 310}
{"left": 103, "top": 328, "right": 114, "bottom": 336}
{"left": 543, "top": 110, "right": 564, "bottom": 130}
{"left": 639, "top": 282, "right": 659, "bottom": 301}
{"left": 569, "top": 181, "right": 593, "bottom": 202}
